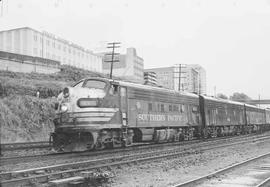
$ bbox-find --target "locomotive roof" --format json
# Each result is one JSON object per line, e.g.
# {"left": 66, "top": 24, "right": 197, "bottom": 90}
{"left": 202, "top": 95, "right": 267, "bottom": 111}
{"left": 83, "top": 77, "right": 199, "bottom": 98}
{"left": 202, "top": 95, "right": 245, "bottom": 106}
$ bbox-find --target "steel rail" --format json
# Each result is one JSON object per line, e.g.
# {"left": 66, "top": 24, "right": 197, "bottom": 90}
{"left": 171, "top": 152, "right": 270, "bottom": 187}
{"left": 255, "top": 176, "right": 270, "bottom": 187}
{"left": 1, "top": 132, "right": 268, "bottom": 165}
{"left": 1, "top": 135, "right": 270, "bottom": 187}
{"left": 1, "top": 141, "right": 50, "bottom": 151}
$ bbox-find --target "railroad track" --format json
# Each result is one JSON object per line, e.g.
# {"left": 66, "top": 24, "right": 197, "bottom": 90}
{"left": 171, "top": 152, "right": 270, "bottom": 187}
{"left": 1, "top": 141, "right": 51, "bottom": 151}
{"left": 1, "top": 132, "right": 269, "bottom": 165}
{"left": 1, "top": 133, "right": 270, "bottom": 187}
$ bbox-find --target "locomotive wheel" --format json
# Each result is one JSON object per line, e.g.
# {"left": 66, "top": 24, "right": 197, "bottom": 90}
{"left": 95, "top": 142, "right": 105, "bottom": 150}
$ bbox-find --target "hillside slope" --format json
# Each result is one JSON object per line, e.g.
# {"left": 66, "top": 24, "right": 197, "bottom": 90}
{"left": 0, "top": 65, "right": 107, "bottom": 143}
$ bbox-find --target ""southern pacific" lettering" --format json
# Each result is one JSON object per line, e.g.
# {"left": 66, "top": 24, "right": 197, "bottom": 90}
{"left": 138, "top": 114, "right": 166, "bottom": 121}
{"left": 137, "top": 114, "right": 185, "bottom": 122}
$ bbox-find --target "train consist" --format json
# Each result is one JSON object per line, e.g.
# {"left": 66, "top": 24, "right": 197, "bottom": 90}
{"left": 51, "top": 77, "right": 270, "bottom": 151}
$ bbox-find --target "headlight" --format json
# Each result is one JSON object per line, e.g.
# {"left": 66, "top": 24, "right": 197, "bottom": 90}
{"left": 63, "top": 87, "right": 69, "bottom": 98}
{"left": 60, "top": 104, "right": 68, "bottom": 112}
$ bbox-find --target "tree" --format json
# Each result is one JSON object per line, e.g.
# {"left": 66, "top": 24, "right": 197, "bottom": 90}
{"left": 230, "top": 92, "right": 252, "bottom": 101}
{"left": 217, "top": 93, "right": 228, "bottom": 100}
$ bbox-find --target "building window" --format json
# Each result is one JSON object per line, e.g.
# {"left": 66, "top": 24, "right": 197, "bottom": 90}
{"left": 52, "top": 42, "right": 55, "bottom": 48}
{"left": 46, "top": 40, "right": 50, "bottom": 46}
{"left": 58, "top": 44, "right": 61, "bottom": 50}
{"left": 33, "top": 48, "right": 37, "bottom": 55}
{"left": 34, "top": 35, "right": 37, "bottom": 41}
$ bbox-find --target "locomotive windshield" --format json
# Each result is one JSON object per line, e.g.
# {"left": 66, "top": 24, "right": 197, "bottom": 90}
{"left": 82, "top": 80, "right": 107, "bottom": 90}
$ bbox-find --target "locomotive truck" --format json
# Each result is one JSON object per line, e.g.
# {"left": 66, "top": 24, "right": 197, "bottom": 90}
{"left": 51, "top": 77, "right": 270, "bottom": 152}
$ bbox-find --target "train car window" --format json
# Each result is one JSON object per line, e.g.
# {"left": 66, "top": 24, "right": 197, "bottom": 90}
{"left": 169, "top": 105, "right": 172, "bottom": 112}
{"left": 148, "top": 103, "right": 153, "bottom": 111}
{"left": 180, "top": 105, "right": 185, "bottom": 113}
{"left": 161, "top": 104, "right": 165, "bottom": 112}
{"left": 157, "top": 104, "right": 160, "bottom": 112}
{"left": 192, "top": 106, "right": 198, "bottom": 112}
{"left": 83, "top": 80, "right": 106, "bottom": 90}
{"left": 173, "top": 105, "right": 179, "bottom": 112}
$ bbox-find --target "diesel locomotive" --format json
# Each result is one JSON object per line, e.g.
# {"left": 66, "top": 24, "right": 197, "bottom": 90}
{"left": 51, "top": 77, "right": 270, "bottom": 152}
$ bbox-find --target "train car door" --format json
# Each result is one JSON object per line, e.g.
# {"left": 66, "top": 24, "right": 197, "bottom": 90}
{"left": 120, "top": 86, "right": 128, "bottom": 126}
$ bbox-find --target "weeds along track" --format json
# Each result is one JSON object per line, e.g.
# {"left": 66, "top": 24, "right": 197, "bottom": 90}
{"left": 1, "top": 132, "right": 269, "bottom": 166}
{"left": 1, "top": 133, "right": 270, "bottom": 187}
{"left": 171, "top": 152, "right": 270, "bottom": 187}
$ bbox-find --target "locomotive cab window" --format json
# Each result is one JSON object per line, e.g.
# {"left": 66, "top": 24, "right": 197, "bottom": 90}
{"left": 72, "top": 80, "right": 84, "bottom": 88}
{"left": 109, "top": 84, "right": 119, "bottom": 95}
{"left": 83, "top": 80, "right": 107, "bottom": 90}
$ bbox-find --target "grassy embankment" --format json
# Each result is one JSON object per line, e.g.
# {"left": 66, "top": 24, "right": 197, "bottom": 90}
{"left": 0, "top": 65, "right": 105, "bottom": 143}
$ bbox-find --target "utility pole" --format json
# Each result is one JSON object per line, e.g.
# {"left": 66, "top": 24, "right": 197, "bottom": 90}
{"left": 178, "top": 64, "right": 181, "bottom": 91}
{"left": 104, "top": 42, "right": 121, "bottom": 79}
{"left": 174, "top": 64, "right": 186, "bottom": 91}
{"left": 258, "top": 94, "right": 261, "bottom": 108}
{"left": 1, "top": 0, "right": 3, "bottom": 17}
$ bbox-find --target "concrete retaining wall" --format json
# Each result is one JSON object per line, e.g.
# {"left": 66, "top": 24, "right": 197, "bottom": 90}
{"left": 0, "top": 58, "right": 60, "bottom": 74}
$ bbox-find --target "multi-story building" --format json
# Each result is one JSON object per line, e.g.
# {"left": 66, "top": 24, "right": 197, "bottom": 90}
{"left": 189, "top": 64, "right": 206, "bottom": 94}
{"left": 143, "top": 71, "right": 157, "bottom": 85}
{"left": 0, "top": 27, "right": 103, "bottom": 72}
{"left": 145, "top": 67, "right": 175, "bottom": 89}
{"left": 102, "top": 48, "right": 144, "bottom": 83}
{"left": 145, "top": 64, "right": 206, "bottom": 94}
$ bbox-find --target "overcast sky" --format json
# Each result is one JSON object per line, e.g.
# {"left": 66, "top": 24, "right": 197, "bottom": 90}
{"left": 1, "top": 0, "right": 270, "bottom": 99}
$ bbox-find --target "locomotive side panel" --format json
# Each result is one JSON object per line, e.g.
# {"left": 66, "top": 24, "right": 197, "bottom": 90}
{"left": 204, "top": 99, "right": 245, "bottom": 127}
{"left": 245, "top": 105, "right": 265, "bottom": 126}
{"left": 126, "top": 87, "right": 199, "bottom": 128}
{"left": 266, "top": 110, "right": 270, "bottom": 124}
{"left": 201, "top": 96, "right": 246, "bottom": 137}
